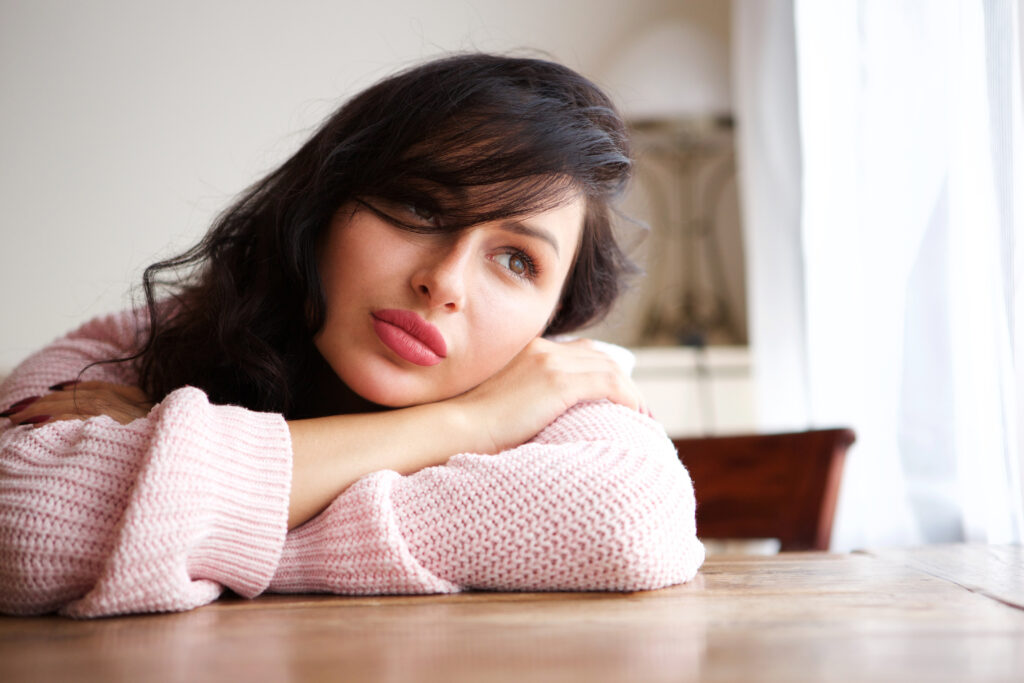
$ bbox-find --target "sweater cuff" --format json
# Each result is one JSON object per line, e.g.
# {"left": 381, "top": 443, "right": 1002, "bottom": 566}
{"left": 269, "top": 470, "right": 458, "bottom": 595}
{"left": 166, "top": 388, "right": 293, "bottom": 598}
{"left": 59, "top": 387, "right": 293, "bottom": 618}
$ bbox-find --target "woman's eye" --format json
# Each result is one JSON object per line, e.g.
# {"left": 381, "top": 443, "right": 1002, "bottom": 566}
{"left": 493, "top": 251, "right": 534, "bottom": 278}
{"left": 403, "top": 203, "right": 438, "bottom": 226}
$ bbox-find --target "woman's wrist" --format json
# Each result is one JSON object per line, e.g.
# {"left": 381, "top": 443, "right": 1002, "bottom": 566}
{"left": 423, "top": 396, "right": 492, "bottom": 454}
{"left": 285, "top": 399, "right": 488, "bottom": 529}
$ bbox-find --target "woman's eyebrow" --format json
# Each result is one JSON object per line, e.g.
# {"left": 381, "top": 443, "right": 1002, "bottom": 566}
{"left": 499, "top": 220, "right": 561, "bottom": 258}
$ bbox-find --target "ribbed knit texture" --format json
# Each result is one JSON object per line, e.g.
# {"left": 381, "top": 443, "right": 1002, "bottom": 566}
{"left": 1, "top": 309, "right": 704, "bottom": 617}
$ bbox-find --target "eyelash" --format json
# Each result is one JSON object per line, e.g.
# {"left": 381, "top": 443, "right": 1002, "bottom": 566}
{"left": 358, "top": 198, "right": 441, "bottom": 233}
{"left": 398, "top": 202, "right": 440, "bottom": 227}
{"left": 492, "top": 248, "right": 540, "bottom": 282}
{"left": 358, "top": 198, "right": 542, "bottom": 282}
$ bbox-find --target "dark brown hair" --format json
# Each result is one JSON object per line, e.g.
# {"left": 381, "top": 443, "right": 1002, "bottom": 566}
{"left": 128, "top": 53, "right": 636, "bottom": 416}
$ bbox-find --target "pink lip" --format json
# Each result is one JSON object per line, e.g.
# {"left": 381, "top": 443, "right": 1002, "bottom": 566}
{"left": 371, "top": 309, "right": 448, "bottom": 367}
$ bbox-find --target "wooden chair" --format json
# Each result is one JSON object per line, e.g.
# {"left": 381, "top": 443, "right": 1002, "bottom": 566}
{"left": 672, "top": 428, "right": 855, "bottom": 551}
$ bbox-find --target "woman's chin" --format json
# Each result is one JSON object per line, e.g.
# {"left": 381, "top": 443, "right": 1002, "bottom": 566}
{"left": 342, "top": 374, "right": 442, "bottom": 409}
{"left": 332, "top": 355, "right": 480, "bottom": 410}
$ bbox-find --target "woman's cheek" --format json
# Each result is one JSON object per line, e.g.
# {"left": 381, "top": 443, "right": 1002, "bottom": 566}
{"left": 484, "top": 278, "right": 552, "bottom": 330}
{"left": 472, "top": 298, "right": 550, "bottom": 367}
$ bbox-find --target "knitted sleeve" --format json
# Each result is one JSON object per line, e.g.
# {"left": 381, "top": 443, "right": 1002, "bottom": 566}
{"left": 270, "top": 401, "right": 705, "bottom": 594}
{"left": 0, "top": 312, "right": 292, "bottom": 617}
{"left": 1, "top": 310, "right": 703, "bottom": 615}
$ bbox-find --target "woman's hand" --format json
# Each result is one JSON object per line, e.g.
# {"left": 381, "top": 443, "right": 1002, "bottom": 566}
{"left": 449, "top": 337, "right": 643, "bottom": 454}
{"left": 1, "top": 381, "right": 154, "bottom": 427}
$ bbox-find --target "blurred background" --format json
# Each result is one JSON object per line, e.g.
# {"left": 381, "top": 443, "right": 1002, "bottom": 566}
{"left": 0, "top": 0, "right": 749, "bottom": 429}
{"left": 2, "top": 0, "right": 1022, "bottom": 551}
{"left": 0, "top": 0, "right": 752, "bottom": 434}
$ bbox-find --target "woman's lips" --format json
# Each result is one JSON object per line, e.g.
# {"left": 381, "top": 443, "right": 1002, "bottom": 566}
{"left": 371, "top": 309, "right": 448, "bottom": 367}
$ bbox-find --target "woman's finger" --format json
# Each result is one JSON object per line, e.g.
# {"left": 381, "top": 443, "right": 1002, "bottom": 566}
{"left": 21, "top": 407, "right": 145, "bottom": 428}
{"left": 541, "top": 342, "right": 643, "bottom": 409}
{"left": 49, "top": 381, "right": 150, "bottom": 403}
{"left": 569, "top": 366, "right": 642, "bottom": 412}
{"left": 3, "top": 384, "right": 153, "bottom": 427}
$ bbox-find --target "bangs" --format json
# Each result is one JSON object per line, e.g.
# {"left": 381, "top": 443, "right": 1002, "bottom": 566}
{"left": 365, "top": 175, "right": 582, "bottom": 233}
{"left": 350, "top": 88, "right": 627, "bottom": 231}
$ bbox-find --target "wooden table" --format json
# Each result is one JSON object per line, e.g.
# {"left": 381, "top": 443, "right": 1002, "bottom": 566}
{"left": 2, "top": 545, "right": 1022, "bottom": 682}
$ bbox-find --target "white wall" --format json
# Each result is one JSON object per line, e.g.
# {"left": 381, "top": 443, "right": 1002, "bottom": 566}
{"left": 0, "top": 0, "right": 730, "bottom": 373}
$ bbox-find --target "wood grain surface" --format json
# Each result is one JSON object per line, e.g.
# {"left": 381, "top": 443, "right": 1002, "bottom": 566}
{"left": 1, "top": 545, "right": 1022, "bottom": 682}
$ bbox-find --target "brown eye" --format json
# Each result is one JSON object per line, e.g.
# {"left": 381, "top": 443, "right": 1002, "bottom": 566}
{"left": 508, "top": 254, "right": 527, "bottom": 275}
{"left": 494, "top": 251, "right": 534, "bottom": 278}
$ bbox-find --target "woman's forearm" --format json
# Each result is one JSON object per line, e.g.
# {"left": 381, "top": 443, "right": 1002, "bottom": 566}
{"left": 286, "top": 337, "right": 646, "bottom": 530}
{"left": 270, "top": 401, "right": 705, "bottom": 597}
{"left": 286, "top": 401, "right": 482, "bottom": 529}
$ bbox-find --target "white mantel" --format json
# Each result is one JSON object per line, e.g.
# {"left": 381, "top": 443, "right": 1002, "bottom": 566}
{"left": 631, "top": 345, "right": 755, "bottom": 437}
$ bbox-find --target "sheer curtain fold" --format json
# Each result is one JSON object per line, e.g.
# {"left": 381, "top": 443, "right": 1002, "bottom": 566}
{"left": 735, "top": 0, "right": 1024, "bottom": 549}
{"left": 732, "top": 0, "right": 810, "bottom": 433}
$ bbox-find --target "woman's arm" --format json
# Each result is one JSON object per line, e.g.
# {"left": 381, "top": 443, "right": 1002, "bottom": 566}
{"left": 0, "top": 312, "right": 292, "bottom": 617}
{"left": 285, "top": 336, "right": 644, "bottom": 528}
{"left": 7, "top": 333, "right": 643, "bottom": 532}
{"left": 271, "top": 400, "right": 704, "bottom": 595}
{"left": 2, "top": 313, "right": 688, "bottom": 615}
{"left": 0, "top": 388, "right": 293, "bottom": 617}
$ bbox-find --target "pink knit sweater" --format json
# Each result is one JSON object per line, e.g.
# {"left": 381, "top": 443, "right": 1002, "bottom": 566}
{"left": 0, "top": 310, "right": 704, "bottom": 617}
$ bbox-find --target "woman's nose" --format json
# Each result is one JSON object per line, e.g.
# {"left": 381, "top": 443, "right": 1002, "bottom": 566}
{"left": 411, "top": 239, "right": 472, "bottom": 311}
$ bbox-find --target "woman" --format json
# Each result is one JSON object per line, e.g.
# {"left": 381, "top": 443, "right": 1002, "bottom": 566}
{"left": 0, "top": 53, "right": 704, "bottom": 617}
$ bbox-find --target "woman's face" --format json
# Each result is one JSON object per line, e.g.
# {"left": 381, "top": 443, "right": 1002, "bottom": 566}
{"left": 314, "top": 195, "right": 585, "bottom": 407}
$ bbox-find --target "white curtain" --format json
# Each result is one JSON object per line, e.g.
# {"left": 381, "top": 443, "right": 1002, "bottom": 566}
{"left": 734, "top": 0, "right": 1024, "bottom": 549}
{"left": 732, "top": 0, "right": 810, "bottom": 433}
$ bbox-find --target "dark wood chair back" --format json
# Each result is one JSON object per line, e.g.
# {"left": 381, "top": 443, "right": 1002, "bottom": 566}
{"left": 672, "top": 428, "right": 855, "bottom": 551}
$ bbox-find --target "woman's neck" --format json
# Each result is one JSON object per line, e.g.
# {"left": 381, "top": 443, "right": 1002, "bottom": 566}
{"left": 298, "top": 352, "right": 387, "bottom": 419}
